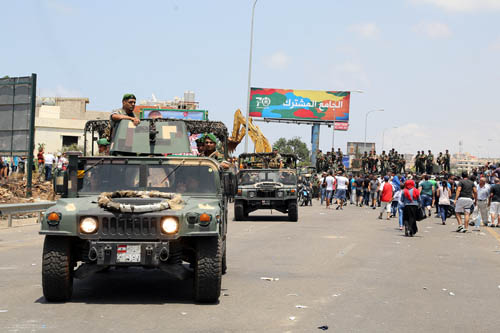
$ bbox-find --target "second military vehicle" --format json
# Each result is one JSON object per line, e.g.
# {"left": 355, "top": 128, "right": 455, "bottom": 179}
{"left": 234, "top": 153, "right": 298, "bottom": 222}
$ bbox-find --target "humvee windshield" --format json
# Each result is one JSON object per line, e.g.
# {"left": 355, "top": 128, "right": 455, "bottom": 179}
{"left": 80, "top": 163, "right": 218, "bottom": 194}
{"left": 238, "top": 170, "right": 296, "bottom": 186}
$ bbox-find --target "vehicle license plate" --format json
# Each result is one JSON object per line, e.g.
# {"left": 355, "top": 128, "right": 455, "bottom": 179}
{"left": 117, "top": 245, "right": 141, "bottom": 263}
{"left": 262, "top": 200, "right": 270, "bottom": 205}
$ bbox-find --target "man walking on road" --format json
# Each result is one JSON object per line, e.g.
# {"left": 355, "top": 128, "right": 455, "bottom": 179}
{"left": 419, "top": 175, "right": 434, "bottom": 217}
{"left": 334, "top": 171, "right": 349, "bottom": 210}
{"left": 325, "top": 171, "right": 335, "bottom": 209}
{"left": 369, "top": 175, "right": 379, "bottom": 209}
{"left": 379, "top": 176, "right": 393, "bottom": 220}
{"left": 455, "top": 171, "right": 477, "bottom": 233}
{"left": 475, "top": 177, "right": 491, "bottom": 228}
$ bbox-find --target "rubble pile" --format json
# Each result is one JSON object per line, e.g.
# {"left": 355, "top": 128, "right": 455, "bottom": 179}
{"left": 0, "top": 177, "right": 58, "bottom": 204}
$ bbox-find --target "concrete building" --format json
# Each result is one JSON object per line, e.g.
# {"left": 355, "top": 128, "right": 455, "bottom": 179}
{"left": 35, "top": 97, "right": 109, "bottom": 154}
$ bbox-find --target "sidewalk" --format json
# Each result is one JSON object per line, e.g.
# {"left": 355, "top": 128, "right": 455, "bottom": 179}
{"left": 0, "top": 216, "right": 40, "bottom": 230}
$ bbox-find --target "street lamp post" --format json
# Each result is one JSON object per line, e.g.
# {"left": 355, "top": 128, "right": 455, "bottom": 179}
{"left": 331, "top": 90, "right": 363, "bottom": 152}
{"left": 244, "top": 0, "right": 258, "bottom": 153}
{"left": 364, "top": 109, "right": 384, "bottom": 153}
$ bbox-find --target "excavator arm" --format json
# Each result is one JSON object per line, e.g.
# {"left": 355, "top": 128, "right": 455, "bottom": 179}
{"left": 228, "top": 109, "right": 272, "bottom": 153}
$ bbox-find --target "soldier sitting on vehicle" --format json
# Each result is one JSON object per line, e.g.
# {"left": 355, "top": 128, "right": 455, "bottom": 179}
{"left": 97, "top": 138, "right": 110, "bottom": 156}
{"left": 201, "top": 133, "right": 231, "bottom": 169}
{"left": 269, "top": 147, "right": 282, "bottom": 168}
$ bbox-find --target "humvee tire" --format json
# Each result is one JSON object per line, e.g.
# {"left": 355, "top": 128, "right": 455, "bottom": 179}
{"left": 194, "top": 237, "right": 222, "bottom": 302}
{"left": 42, "top": 236, "right": 74, "bottom": 302}
{"left": 222, "top": 240, "right": 227, "bottom": 275}
{"left": 288, "top": 201, "right": 298, "bottom": 222}
{"left": 234, "top": 201, "right": 244, "bottom": 221}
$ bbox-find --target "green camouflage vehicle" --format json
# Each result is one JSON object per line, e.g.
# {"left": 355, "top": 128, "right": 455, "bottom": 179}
{"left": 234, "top": 153, "right": 298, "bottom": 222}
{"left": 41, "top": 118, "right": 236, "bottom": 303}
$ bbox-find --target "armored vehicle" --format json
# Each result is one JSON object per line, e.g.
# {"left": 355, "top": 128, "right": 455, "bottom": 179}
{"left": 41, "top": 118, "right": 236, "bottom": 303}
{"left": 234, "top": 153, "right": 298, "bottom": 222}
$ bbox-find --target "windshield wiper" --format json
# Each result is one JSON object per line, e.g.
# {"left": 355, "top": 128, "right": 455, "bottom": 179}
{"left": 160, "top": 159, "right": 186, "bottom": 184}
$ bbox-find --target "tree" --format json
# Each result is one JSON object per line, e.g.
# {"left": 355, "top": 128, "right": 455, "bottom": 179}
{"left": 273, "top": 137, "right": 311, "bottom": 165}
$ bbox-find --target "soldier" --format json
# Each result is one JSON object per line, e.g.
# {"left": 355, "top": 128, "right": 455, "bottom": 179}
{"left": 399, "top": 154, "right": 406, "bottom": 173}
{"left": 110, "top": 93, "right": 141, "bottom": 129}
{"left": 436, "top": 152, "right": 444, "bottom": 172}
{"left": 414, "top": 151, "right": 421, "bottom": 174}
{"left": 336, "top": 148, "right": 343, "bottom": 162}
{"left": 316, "top": 149, "right": 323, "bottom": 173}
{"left": 269, "top": 146, "right": 282, "bottom": 168}
{"left": 97, "top": 138, "right": 110, "bottom": 156}
{"left": 361, "top": 152, "right": 369, "bottom": 173}
{"left": 426, "top": 150, "right": 434, "bottom": 174}
{"left": 369, "top": 151, "right": 378, "bottom": 173}
{"left": 380, "top": 151, "right": 388, "bottom": 175}
{"left": 444, "top": 149, "right": 451, "bottom": 172}
{"left": 202, "top": 133, "right": 231, "bottom": 169}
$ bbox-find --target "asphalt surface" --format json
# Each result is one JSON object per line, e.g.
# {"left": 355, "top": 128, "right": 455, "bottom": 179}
{"left": 1, "top": 201, "right": 500, "bottom": 332}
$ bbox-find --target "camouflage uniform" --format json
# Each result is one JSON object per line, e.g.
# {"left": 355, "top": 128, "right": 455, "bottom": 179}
{"left": 426, "top": 152, "right": 434, "bottom": 174}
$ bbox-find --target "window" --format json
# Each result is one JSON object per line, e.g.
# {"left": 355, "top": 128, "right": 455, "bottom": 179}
{"left": 62, "top": 136, "right": 78, "bottom": 147}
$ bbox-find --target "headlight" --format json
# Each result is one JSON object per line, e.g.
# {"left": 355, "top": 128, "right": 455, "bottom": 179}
{"left": 161, "top": 217, "right": 179, "bottom": 234}
{"left": 80, "top": 217, "right": 98, "bottom": 234}
{"left": 277, "top": 191, "right": 284, "bottom": 198}
{"left": 249, "top": 191, "right": 256, "bottom": 198}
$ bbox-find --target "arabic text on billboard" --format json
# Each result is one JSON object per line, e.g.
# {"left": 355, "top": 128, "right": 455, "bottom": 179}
{"left": 249, "top": 88, "right": 350, "bottom": 122}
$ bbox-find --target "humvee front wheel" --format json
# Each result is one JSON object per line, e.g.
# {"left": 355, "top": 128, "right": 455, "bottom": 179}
{"left": 42, "top": 236, "right": 74, "bottom": 302}
{"left": 222, "top": 240, "right": 227, "bottom": 275}
{"left": 288, "top": 201, "right": 298, "bottom": 222}
{"left": 234, "top": 201, "right": 244, "bottom": 221}
{"left": 194, "top": 237, "right": 222, "bottom": 303}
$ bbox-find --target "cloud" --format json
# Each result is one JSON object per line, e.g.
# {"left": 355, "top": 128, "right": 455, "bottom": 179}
{"left": 329, "top": 62, "right": 370, "bottom": 89}
{"left": 348, "top": 23, "right": 380, "bottom": 39}
{"left": 411, "top": 0, "right": 500, "bottom": 12}
{"left": 39, "top": 85, "right": 82, "bottom": 97}
{"left": 264, "top": 51, "right": 291, "bottom": 70}
{"left": 413, "top": 21, "right": 452, "bottom": 39}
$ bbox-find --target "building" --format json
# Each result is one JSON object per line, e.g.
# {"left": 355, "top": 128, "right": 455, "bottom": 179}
{"left": 35, "top": 97, "right": 109, "bottom": 154}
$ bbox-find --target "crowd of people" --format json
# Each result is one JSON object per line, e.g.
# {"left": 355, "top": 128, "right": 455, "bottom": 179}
{"left": 305, "top": 162, "right": 500, "bottom": 237}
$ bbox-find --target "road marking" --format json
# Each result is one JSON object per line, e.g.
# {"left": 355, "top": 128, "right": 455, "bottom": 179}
{"left": 486, "top": 227, "right": 500, "bottom": 244}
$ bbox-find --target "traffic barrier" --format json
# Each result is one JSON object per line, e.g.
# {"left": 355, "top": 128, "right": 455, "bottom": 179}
{"left": 0, "top": 201, "right": 56, "bottom": 227}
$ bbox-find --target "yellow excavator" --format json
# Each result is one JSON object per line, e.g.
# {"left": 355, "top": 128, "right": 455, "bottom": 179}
{"left": 228, "top": 109, "right": 272, "bottom": 153}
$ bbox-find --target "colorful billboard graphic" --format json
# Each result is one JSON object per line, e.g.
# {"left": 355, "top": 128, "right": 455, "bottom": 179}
{"left": 249, "top": 88, "right": 350, "bottom": 122}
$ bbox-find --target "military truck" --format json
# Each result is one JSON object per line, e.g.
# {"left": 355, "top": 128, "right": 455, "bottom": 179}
{"left": 234, "top": 153, "right": 298, "bottom": 222}
{"left": 41, "top": 118, "right": 236, "bottom": 303}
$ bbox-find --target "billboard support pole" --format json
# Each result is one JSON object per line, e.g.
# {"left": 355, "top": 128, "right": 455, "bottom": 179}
{"left": 26, "top": 73, "right": 37, "bottom": 198}
{"left": 244, "top": 0, "right": 258, "bottom": 153}
{"left": 311, "top": 124, "right": 320, "bottom": 167}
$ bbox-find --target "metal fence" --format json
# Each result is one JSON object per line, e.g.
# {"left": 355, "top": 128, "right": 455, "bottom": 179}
{"left": 0, "top": 201, "right": 55, "bottom": 227}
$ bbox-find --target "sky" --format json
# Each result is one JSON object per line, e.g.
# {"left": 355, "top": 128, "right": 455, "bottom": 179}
{"left": 2, "top": 0, "right": 500, "bottom": 157}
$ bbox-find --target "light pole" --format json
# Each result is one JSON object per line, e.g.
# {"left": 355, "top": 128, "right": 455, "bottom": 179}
{"left": 244, "top": 0, "right": 258, "bottom": 153}
{"left": 382, "top": 126, "right": 397, "bottom": 151}
{"left": 364, "top": 109, "right": 384, "bottom": 153}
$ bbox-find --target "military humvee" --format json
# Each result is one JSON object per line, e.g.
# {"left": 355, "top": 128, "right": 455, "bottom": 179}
{"left": 234, "top": 153, "right": 298, "bottom": 222}
{"left": 41, "top": 118, "right": 236, "bottom": 303}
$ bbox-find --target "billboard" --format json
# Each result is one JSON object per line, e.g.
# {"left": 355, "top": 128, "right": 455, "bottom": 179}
{"left": 347, "top": 142, "right": 376, "bottom": 156}
{"left": 249, "top": 88, "right": 350, "bottom": 123}
{"left": 0, "top": 75, "right": 35, "bottom": 154}
{"left": 140, "top": 109, "right": 207, "bottom": 120}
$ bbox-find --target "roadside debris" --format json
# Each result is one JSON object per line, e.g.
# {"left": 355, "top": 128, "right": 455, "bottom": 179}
{"left": 0, "top": 310, "right": 8, "bottom": 313}
{"left": 181, "top": 312, "right": 187, "bottom": 316}
{"left": 288, "top": 316, "right": 296, "bottom": 321}
{"left": 260, "top": 277, "right": 279, "bottom": 281}
{"left": 422, "top": 287, "right": 427, "bottom": 290}
{"left": 332, "top": 294, "right": 341, "bottom": 297}
{"left": 449, "top": 292, "right": 455, "bottom": 296}
{"left": 295, "top": 305, "right": 308, "bottom": 309}
{"left": 318, "top": 325, "right": 329, "bottom": 330}
{"left": 287, "top": 293, "right": 299, "bottom": 297}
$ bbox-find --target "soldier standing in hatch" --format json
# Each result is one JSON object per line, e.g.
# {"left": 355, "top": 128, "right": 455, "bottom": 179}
{"left": 270, "top": 146, "right": 282, "bottom": 168}
{"left": 414, "top": 151, "right": 421, "bottom": 174}
{"left": 369, "top": 151, "right": 378, "bottom": 173}
{"left": 426, "top": 150, "right": 434, "bottom": 174}
{"left": 202, "top": 133, "right": 231, "bottom": 169}
{"left": 436, "top": 152, "right": 444, "bottom": 172}
{"left": 110, "top": 94, "right": 141, "bottom": 129}
{"left": 380, "top": 151, "right": 388, "bottom": 175}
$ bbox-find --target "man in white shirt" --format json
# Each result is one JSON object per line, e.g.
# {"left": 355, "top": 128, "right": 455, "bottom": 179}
{"left": 334, "top": 171, "right": 349, "bottom": 210}
{"left": 325, "top": 171, "right": 335, "bottom": 209}
{"left": 44, "top": 152, "right": 55, "bottom": 181}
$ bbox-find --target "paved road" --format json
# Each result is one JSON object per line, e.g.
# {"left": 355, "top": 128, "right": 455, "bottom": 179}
{"left": 1, "top": 201, "right": 500, "bottom": 332}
